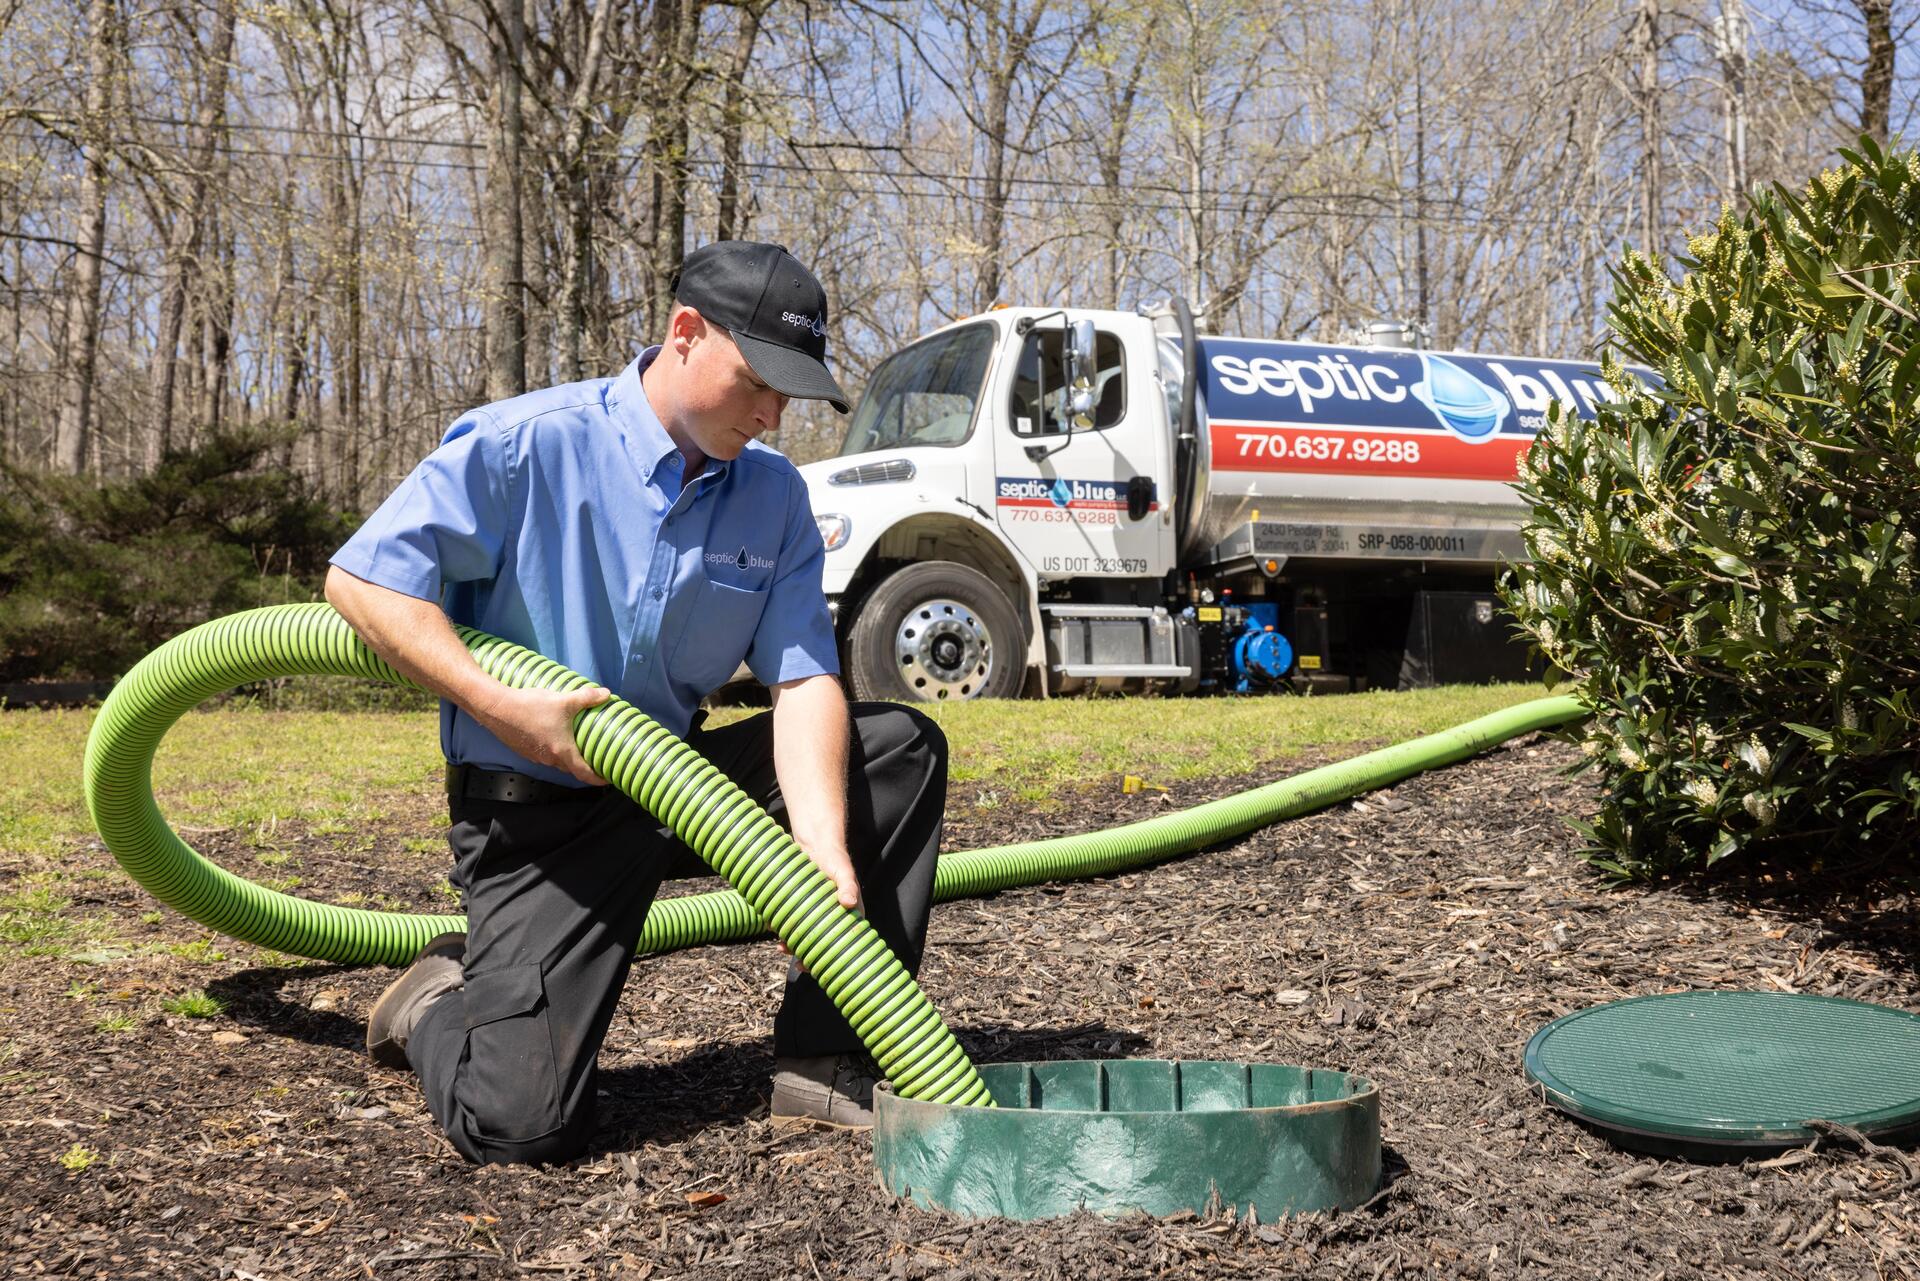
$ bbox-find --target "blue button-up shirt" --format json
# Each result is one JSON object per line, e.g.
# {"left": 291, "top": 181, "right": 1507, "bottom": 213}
{"left": 329, "top": 347, "right": 839, "bottom": 785}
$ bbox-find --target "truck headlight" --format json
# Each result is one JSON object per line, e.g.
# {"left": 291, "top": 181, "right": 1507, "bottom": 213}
{"left": 815, "top": 513, "right": 852, "bottom": 552}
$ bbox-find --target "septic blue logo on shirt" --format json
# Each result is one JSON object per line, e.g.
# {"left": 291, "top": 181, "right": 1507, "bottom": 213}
{"left": 1411, "top": 354, "right": 1511, "bottom": 442}
{"left": 1048, "top": 477, "right": 1074, "bottom": 507}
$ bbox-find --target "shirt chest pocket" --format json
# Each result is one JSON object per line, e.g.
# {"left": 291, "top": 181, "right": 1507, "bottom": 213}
{"left": 672, "top": 569, "right": 771, "bottom": 692}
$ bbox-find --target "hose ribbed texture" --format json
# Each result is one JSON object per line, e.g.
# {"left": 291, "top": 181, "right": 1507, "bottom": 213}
{"left": 635, "top": 692, "right": 1586, "bottom": 948}
{"left": 83, "top": 604, "right": 992, "bottom": 1107}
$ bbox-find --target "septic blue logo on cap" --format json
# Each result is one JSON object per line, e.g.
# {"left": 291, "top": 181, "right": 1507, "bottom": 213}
{"left": 1411, "top": 354, "right": 1511, "bottom": 442}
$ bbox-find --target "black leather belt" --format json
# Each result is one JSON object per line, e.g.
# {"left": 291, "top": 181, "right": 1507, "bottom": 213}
{"left": 446, "top": 763, "right": 605, "bottom": 804}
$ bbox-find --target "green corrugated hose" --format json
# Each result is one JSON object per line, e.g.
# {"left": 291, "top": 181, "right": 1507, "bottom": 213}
{"left": 83, "top": 603, "right": 990, "bottom": 1107}
{"left": 642, "top": 688, "right": 1586, "bottom": 950}
{"left": 83, "top": 603, "right": 1587, "bottom": 1104}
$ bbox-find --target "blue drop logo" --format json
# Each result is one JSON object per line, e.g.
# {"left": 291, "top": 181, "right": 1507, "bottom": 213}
{"left": 1048, "top": 477, "right": 1074, "bottom": 507}
{"left": 1411, "top": 355, "right": 1510, "bottom": 442}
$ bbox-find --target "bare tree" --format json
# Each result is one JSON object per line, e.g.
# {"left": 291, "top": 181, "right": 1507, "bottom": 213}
{"left": 485, "top": 0, "right": 529, "bottom": 401}
{"left": 1859, "top": 0, "right": 1895, "bottom": 140}
{"left": 54, "top": 0, "right": 116, "bottom": 475}
{"left": 555, "top": 0, "right": 619, "bottom": 382}
{"left": 1710, "top": 0, "right": 1751, "bottom": 199}
{"left": 1, "top": 0, "right": 1908, "bottom": 487}
{"left": 147, "top": 0, "right": 237, "bottom": 467}
{"left": 1632, "top": 0, "right": 1665, "bottom": 252}
{"left": 645, "top": 0, "right": 706, "bottom": 333}
{"left": 715, "top": 0, "right": 772, "bottom": 243}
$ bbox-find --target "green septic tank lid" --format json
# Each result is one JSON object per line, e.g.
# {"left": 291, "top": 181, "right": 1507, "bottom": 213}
{"left": 872, "top": 1059, "right": 1380, "bottom": 1221}
{"left": 1525, "top": 990, "right": 1920, "bottom": 1159}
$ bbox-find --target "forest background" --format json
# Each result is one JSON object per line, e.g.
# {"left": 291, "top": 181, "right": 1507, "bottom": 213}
{"left": 0, "top": 0, "right": 1913, "bottom": 679}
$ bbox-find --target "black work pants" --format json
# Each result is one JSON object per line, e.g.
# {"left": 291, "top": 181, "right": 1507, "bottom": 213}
{"left": 406, "top": 702, "right": 948, "bottom": 1166}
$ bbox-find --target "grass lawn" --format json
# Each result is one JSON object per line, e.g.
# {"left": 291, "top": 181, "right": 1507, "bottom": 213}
{"left": 1, "top": 681, "right": 1559, "bottom": 861}
{"left": 0, "top": 681, "right": 1563, "bottom": 969}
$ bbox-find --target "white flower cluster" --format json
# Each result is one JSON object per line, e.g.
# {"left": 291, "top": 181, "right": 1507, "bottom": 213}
{"left": 1684, "top": 778, "right": 1718, "bottom": 810}
{"left": 1743, "top": 792, "right": 1778, "bottom": 826}
{"left": 1633, "top": 512, "right": 1675, "bottom": 553}
{"left": 1762, "top": 247, "right": 1789, "bottom": 287}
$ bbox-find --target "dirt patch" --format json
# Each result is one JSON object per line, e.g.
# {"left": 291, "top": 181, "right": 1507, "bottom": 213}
{"left": 4, "top": 737, "right": 1919, "bottom": 1278}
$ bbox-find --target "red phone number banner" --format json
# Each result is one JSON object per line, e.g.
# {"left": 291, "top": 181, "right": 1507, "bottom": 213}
{"left": 1211, "top": 422, "right": 1533, "bottom": 482}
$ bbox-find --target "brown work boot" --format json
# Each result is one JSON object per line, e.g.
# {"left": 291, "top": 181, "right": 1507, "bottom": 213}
{"left": 365, "top": 932, "right": 466, "bottom": 1069}
{"left": 771, "top": 1054, "right": 882, "bottom": 1129}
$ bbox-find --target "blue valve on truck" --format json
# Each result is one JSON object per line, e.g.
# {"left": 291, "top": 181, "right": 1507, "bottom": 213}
{"left": 1230, "top": 604, "right": 1293, "bottom": 693}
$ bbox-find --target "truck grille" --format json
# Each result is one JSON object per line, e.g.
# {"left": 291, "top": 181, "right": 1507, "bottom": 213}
{"left": 828, "top": 459, "right": 917, "bottom": 486}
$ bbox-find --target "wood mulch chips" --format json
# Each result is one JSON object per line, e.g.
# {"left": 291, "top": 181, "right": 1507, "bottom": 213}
{"left": 5, "top": 735, "right": 1919, "bottom": 1278}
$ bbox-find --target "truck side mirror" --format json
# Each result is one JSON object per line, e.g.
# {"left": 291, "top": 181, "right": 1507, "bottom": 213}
{"left": 1068, "top": 319, "right": 1097, "bottom": 390}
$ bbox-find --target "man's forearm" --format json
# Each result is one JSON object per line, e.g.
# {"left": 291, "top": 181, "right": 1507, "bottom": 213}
{"left": 325, "top": 565, "right": 506, "bottom": 720}
{"left": 770, "top": 673, "right": 850, "bottom": 854}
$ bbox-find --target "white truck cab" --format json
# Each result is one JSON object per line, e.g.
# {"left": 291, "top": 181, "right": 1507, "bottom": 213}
{"left": 800, "top": 302, "right": 1630, "bottom": 702}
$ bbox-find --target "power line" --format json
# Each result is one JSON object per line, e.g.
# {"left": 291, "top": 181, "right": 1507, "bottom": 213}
{"left": 3, "top": 108, "right": 1582, "bottom": 228}
{"left": 0, "top": 127, "right": 1581, "bottom": 233}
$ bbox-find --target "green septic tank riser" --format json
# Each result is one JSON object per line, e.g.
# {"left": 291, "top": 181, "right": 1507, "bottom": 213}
{"left": 873, "top": 1060, "right": 1381, "bottom": 1220}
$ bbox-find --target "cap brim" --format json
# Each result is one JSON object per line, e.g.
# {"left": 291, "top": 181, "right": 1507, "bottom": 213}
{"left": 733, "top": 331, "right": 851, "bottom": 414}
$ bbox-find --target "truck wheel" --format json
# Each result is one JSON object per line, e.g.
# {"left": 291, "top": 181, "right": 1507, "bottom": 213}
{"left": 847, "top": 562, "right": 1026, "bottom": 702}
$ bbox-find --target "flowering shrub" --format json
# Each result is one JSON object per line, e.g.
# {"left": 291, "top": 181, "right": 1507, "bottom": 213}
{"left": 1502, "top": 139, "right": 1920, "bottom": 879}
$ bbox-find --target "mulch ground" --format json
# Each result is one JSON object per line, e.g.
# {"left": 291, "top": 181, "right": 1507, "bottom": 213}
{"left": 4, "top": 733, "right": 1920, "bottom": 1279}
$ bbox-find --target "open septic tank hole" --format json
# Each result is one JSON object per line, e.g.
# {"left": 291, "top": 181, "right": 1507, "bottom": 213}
{"left": 873, "top": 1059, "right": 1380, "bottom": 1220}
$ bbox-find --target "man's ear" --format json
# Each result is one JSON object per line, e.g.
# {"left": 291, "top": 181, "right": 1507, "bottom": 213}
{"left": 666, "top": 304, "right": 705, "bottom": 356}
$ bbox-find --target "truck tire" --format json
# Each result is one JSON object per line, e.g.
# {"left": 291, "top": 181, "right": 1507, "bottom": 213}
{"left": 846, "top": 562, "right": 1026, "bottom": 702}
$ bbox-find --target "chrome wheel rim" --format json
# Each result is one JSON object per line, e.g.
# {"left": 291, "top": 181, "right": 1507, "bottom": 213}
{"left": 895, "top": 598, "right": 994, "bottom": 700}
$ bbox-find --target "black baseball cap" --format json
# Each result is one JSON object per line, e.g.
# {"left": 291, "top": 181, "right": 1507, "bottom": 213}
{"left": 671, "top": 241, "right": 850, "bottom": 414}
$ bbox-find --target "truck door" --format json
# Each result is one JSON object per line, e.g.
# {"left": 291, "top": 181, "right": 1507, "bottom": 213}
{"left": 991, "top": 321, "right": 1173, "bottom": 582}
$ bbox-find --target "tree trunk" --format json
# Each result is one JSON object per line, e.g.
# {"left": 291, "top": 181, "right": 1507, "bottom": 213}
{"left": 1413, "top": 38, "right": 1430, "bottom": 331}
{"left": 1711, "top": 0, "right": 1749, "bottom": 201}
{"left": 1859, "top": 0, "right": 1893, "bottom": 143}
{"left": 147, "top": 0, "right": 236, "bottom": 469}
{"left": 268, "top": 170, "right": 301, "bottom": 430}
{"left": 325, "top": 80, "right": 366, "bottom": 500}
{"left": 1094, "top": 36, "right": 1145, "bottom": 301}
{"left": 716, "top": 1, "right": 766, "bottom": 243}
{"left": 974, "top": 0, "right": 1045, "bottom": 311}
{"left": 1632, "top": 0, "right": 1662, "bottom": 252}
{"left": 647, "top": 0, "right": 701, "bottom": 334}
{"left": 484, "top": 0, "right": 528, "bottom": 401}
{"left": 203, "top": 204, "right": 235, "bottom": 435}
{"left": 55, "top": 0, "right": 115, "bottom": 476}
{"left": 558, "top": 0, "right": 616, "bottom": 381}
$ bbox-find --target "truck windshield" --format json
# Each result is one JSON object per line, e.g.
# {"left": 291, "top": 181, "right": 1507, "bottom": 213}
{"left": 837, "top": 323, "right": 995, "bottom": 456}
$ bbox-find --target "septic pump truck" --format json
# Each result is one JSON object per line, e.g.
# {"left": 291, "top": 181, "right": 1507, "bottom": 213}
{"left": 795, "top": 301, "right": 1632, "bottom": 703}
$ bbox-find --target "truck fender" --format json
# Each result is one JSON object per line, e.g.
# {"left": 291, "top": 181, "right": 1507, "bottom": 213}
{"left": 840, "top": 507, "right": 1046, "bottom": 694}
